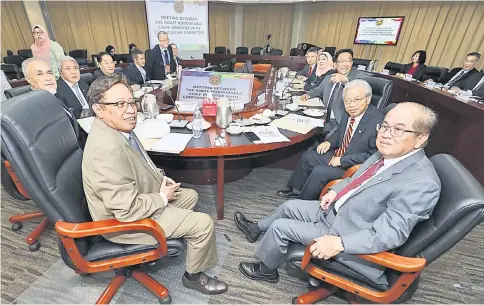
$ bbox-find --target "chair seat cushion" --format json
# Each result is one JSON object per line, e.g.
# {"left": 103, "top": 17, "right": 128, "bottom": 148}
{"left": 86, "top": 238, "right": 185, "bottom": 262}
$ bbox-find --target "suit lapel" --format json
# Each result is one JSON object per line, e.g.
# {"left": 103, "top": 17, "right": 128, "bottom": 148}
{"left": 130, "top": 132, "right": 162, "bottom": 183}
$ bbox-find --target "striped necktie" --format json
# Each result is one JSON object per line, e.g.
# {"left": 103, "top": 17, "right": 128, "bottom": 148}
{"left": 334, "top": 117, "right": 355, "bottom": 157}
{"left": 445, "top": 70, "right": 465, "bottom": 87}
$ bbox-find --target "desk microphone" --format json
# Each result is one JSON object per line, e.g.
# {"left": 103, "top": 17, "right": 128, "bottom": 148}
{"left": 281, "top": 76, "right": 296, "bottom": 98}
{"left": 167, "top": 90, "right": 188, "bottom": 128}
{"left": 190, "top": 56, "right": 195, "bottom": 59}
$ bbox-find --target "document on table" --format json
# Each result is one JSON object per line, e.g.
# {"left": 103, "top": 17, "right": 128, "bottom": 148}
{"left": 250, "top": 126, "right": 290, "bottom": 144}
{"left": 292, "top": 96, "right": 324, "bottom": 108}
{"left": 149, "top": 133, "right": 193, "bottom": 154}
{"left": 270, "top": 113, "right": 324, "bottom": 134}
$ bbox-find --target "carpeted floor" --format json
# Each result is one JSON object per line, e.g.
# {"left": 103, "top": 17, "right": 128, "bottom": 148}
{"left": 2, "top": 167, "right": 484, "bottom": 304}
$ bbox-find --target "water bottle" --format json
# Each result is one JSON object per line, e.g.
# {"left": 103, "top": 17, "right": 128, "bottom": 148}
{"left": 192, "top": 107, "right": 203, "bottom": 139}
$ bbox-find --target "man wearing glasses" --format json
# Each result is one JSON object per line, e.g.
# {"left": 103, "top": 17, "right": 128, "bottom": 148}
{"left": 146, "top": 31, "right": 177, "bottom": 80}
{"left": 235, "top": 102, "right": 440, "bottom": 287}
{"left": 82, "top": 74, "right": 228, "bottom": 295}
{"left": 277, "top": 79, "right": 383, "bottom": 200}
{"left": 301, "top": 49, "right": 367, "bottom": 135}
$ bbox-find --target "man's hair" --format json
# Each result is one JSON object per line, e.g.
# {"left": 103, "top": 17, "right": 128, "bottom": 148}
{"left": 128, "top": 43, "right": 137, "bottom": 51}
{"left": 130, "top": 48, "right": 144, "bottom": 59}
{"left": 157, "top": 31, "right": 168, "bottom": 40}
{"left": 397, "top": 102, "right": 438, "bottom": 135}
{"left": 98, "top": 52, "right": 113, "bottom": 62}
{"left": 343, "top": 79, "right": 372, "bottom": 99}
{"left": 87, "top": 73, "right": 130, "bottom": 113}
{"left": 170, "top": 43, "right": 177, "bottom": 48}
{"left": 306, "top": 47, "right": 320, "bottom": 54}
{"left": 21, "top": 58, "right": 38, "bottom": 78}
{"left": 58, "top": 56, "right": 79, "bottom": 72}
{"left": 467, "top": 52, "right": 481, "bottom": 61}
{"left": 334, "top": 48, "right": 354, "bottom": 62}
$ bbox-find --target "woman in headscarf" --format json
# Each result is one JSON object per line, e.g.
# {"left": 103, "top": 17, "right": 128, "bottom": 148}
{"left": 30, "top": 25, "right": 65, "bottom": 78}
{"left": 304, "top": 51, "right": 336, "bottom": 91}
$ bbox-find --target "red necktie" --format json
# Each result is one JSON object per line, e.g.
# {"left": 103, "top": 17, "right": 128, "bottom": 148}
{"left": 308, "top": 66, "right": 313, "bottom": 77}
{"left": 333, "top": 158, "right": 385, "bottom": 202}
{"left": 334, "top": 118, "right": 355, "bottom": 157}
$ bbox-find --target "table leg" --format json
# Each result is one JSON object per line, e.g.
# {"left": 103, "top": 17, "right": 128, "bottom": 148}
{"left": 217, "top": 156, "right": 225, "bottom": 220}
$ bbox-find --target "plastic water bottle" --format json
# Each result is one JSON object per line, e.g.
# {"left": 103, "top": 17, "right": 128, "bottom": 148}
{"left": 192, "top": 107, "right": 203, "bottom": 139}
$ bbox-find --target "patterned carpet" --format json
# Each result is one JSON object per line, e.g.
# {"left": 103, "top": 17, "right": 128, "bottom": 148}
{"left": 1, "top": 167, "right": 484, "bottom": 304}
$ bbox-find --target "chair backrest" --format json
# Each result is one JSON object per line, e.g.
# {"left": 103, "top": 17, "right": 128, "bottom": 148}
{"left": 352, "top": 58, "right": 371, "bottom": 69}
{"left": 423, "top": 66, "right": 448, "bottom": 83}
{"left": 236, "top": 47, "right": 248, "bottom": 54}
{"left": 7, "top": 50, "right": 14, "bottom": 56}
{"left": 383, "top": 61, "right": 404, "bottom": 75}
{"left": 4, "top": 55, "right": 24, "bottom": 68}
{"left": 144, "top": 50, "right": 150, "bottom": 62}
{"left": 114, "top": 66, "right": 123, "bottom": 73}
{"left": 290, "top": 48, "right": 304, "bottom": 56}
{"left": 5, "top": 85, "right": 31, "bottom": 99}
{"left": 251, "top": 47, "right": 262, "bottom": 55}
{"left": 324, "top": 47, "right": 336, "bottom": 56}
{"left": 366, "top": 76, "right": 393, "bottom": 110}
{"left": 214, "top": 46, "right": 226, "bottom": 54}
{"left": 1, "top": 64, "right": 21, "bottom": 80}
{"left": 396, "top": 154, "right": 484, "bottom": 262}
{"left": 115, "top": 54, "right": 130, "bottom": 63}
{"left": 69, "top": 49, "right": 87, "bottom": 59}
{"left": 79, "top": 72, "right": 94, "bottom": 86}
{"left": 18, "top": 49, "right": 33, "bottom": 60}
{"left": 270, "top": 49, "right": 283, "bottom": 56}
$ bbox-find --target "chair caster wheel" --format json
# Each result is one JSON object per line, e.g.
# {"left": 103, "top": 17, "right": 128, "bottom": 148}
{"left": 11, "top": 222, "right": 23, "bottom": 231}
{"left": 28, "top": 241, "right": 41, "bottom": 251}
{"left": 159, "top": 294, "right": 171, "bottom": 304}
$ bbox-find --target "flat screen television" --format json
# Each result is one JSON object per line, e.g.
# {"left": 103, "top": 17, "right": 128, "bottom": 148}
{"left": 354, "top": 17, "right": 405, "bottom": 46}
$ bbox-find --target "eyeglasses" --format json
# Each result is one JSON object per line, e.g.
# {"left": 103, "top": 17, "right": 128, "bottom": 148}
{"left": 336, "top": 59, "right": 353, "bottom": 64}
{"left": 32, "top": 31, "right": 44, "bottom": 36}
{"left": 376, "top": 123, "right": 420, "bottom": 137}
{"left": 96, "top": 99, "right": 137, "bottom": 110}
{"left": 344, "top": 95, "right": 368, "bottom": 105}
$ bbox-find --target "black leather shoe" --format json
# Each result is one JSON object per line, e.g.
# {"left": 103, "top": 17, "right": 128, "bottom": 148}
{"left": 239, "top": 262, "right": 279, "bottom": 283}
{"left": 182, "top": 273, "right": 228, "bottom": 295}
{"left": 234, "top": 211, "right": 261, "bottom": 243}
{"left": 276, "top": 189, "right": 298, "bottom": 198}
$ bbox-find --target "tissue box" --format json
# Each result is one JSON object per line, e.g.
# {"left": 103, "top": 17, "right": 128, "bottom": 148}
{"left": 202, "top": 101, "right": 217, "bottom": 116}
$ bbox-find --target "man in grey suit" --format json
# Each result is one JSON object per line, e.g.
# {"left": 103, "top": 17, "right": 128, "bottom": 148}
{"left": 300, "top": 49, "right": 367, "bottom": 134}
{"left": 235, "top": 102, "right": 441, "bottom": 286}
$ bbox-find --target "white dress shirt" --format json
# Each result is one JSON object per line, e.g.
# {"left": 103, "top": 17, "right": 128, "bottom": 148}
{"left": 466, "top": 75, "right": 484, "bottom": 94}
{"left": 334, "top": 149, "right": 422, "bottom": 212}
{"left": 135, "top": 64, "right": 147, "bottom": 82}
{"left": 343, "top": 109, "right": 365, "bottom": 139}
{"left": 64, "top": 78, "right": 89, "bottom": 109}
{"left": 121, "top": 132, "right": 168, "bottom": 206}
{"left": 445, "top": 69, "right": 470, "bottom": 86}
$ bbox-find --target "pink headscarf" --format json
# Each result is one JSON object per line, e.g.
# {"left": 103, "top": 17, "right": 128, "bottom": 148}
{"left": 30, "top": 25, "right": 51, "bottom": 63}
{"left": 316, "top": 51, "right": 334, "bottom": 76}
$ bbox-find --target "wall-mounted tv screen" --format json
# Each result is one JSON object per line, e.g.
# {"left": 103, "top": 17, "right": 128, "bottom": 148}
{"left": 354, "top": 17, "right": 405, "bottom": 46}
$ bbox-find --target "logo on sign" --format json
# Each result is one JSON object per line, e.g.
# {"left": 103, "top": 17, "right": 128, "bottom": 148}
{"left": 376, "top": 19, "right": 383, "bottom": 26}
{"left": 174, "top": 1, "right": 184, "bottom": 14}
{"left": 209, "top": 75, "right": 221, "bottom": 85}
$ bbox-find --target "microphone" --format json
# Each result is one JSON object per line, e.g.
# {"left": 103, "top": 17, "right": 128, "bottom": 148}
{"left": 167, "top": 90, "right": 188, "bottom": 128}
{"left": 281, "top": 76, "right": 296, "bottom": 99}
{"left": 190, "top": 56, "right": 195, "bottom": 59}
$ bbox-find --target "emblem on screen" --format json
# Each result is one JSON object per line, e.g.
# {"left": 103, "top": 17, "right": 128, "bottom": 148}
{"left": 209, "top": 75, "right": 221, "bottom": 85}
{"left": 174, "top": 0, "right": 184, "bottom": 14}
{"left": 376, "top": 19, "right": 383, "bottom": 26}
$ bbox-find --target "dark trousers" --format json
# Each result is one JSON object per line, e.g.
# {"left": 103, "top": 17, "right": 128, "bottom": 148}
{"left": 287, "top": 148, "right": 346, "bottom": 200}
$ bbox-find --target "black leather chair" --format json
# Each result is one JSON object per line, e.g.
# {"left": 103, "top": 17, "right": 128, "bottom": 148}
{"left": 251, "top": 47, "right": 263, "bottom": 55}
{"left": 1, "top": 63, "right": 22, "bottom": 80}
{"left": 290, "top": 48, "right": 304, "bottom": 56}
{"left": 18, "top": 49, "right": 33, "bottom": 60}
{"left": 353, "top": 58, "right": 371, "bottom": 69}
{"left": 1, "top": 91, "right": 185, "bottom": 304}
{"left": 422, "top": 66, "right": 448, "bottom": 83}
{"left": 324, "top": 47, "right": 336, "bottom": 57}
{"left": 286, "top": 154, "right": 484, "bottom": 304}
{"left": 383, "top": 62, "right": 404, "bottom": 75}
{"left": 366, "top": 76, "right": 393, "bottom": 110}
{"left": 236, "top": 47, "right": 248, "bottom": 55}
{"left": 297, "top": 43, "right": 319, "bottom": 55}
{"left": 270, "top": 49, "right": 283, "bottom": 56}
{"left": 4, "top": 55, "right": 24, "bottom": 69}
{"left": 5, "top": 85, "right": 31, "bottom": 99}
{"left": 214, "top": 46, "right": 227, "bottom": 54}
{"left": 69, "top": 49, "right": 88, "bottom": 67}
{"left": 79, "top": 72, "right": 94, "bottom": 86}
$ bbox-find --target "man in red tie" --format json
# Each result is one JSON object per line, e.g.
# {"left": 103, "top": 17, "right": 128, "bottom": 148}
{"left": 235, "top": 102, "right": 441, "bottom": 286}
{"left": 277, "top": 79, "right": 383, "bottom": 200}
{"left": 296, "top": 47, "right": 319, "bottom": 81}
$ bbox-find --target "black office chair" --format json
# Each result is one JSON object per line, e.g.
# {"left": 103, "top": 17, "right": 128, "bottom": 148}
{"left": 383, "top": 62, "right": 404, "bottom": 75}
{"left": 297, "top": 43, "right": 319, "bottom": 55}
{"left": 366, "top": 76, "right": 393, "bottom": 110}
{"left": 353, "top": 58, "right": 371, "bottom": 70}
{"left": 5, "top": 85, "right": 31, "bottom": 99}
{"left": 1, "top": 64, "right": 22, "bottom": 80}
{"left": 251, "top": 47, "right": 263, "bottom": 55}
{"left": 18, "top": 49, "right": 33, "bottom": 60}
{"left": 286, "top": 153, "right": 484, "bottom": 304}
{"left": 290, "top": 48, "right": 304, "bottom": 56}
{"left": 114, "top": 66, "right": 123, "bottom": 73}
{"left": 324, "top": 47, "right": 336, "bottom": 57}
{"left": 422, "top": 66, "right": 448, "bottom": 83}
{"left": 1, "top": 91, "right": 185, "bottom": 304}
{"left": 115, "top": 54, "right": 130, "bottom": 63}
{"left": 79, "top": 73, "right": 94, "bottom": 86}
{"left": 236, "top": 47, "right": 248, "bottom": 55}
{"left": 69, "top": 49, "right": 88, "bottom": 68}
{"left": 214, "top": 46, "right": 227, "bottom": 54}
{"left": 270, "top": 49, "right": 283, "bottom": 56}
{"left": 4, "top": 55, "right": 24, "bottom": 69}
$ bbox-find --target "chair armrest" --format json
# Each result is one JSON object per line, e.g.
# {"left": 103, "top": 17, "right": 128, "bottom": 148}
{"left": 319, "top": 179, "right": 342, "bottom": 200}
{"left": 301, "top": 241, "right": 426, "bottom": 273}
{"left": 55, "top": 218, "right": 167, "bottom": 256}
{"left": 342, "top": 164, "right": 361, "bottom": 179}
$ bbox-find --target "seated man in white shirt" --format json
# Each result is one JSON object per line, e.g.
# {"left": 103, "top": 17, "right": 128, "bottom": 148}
{"left": 56, "top": 56, "right": 90, "bottom": 119}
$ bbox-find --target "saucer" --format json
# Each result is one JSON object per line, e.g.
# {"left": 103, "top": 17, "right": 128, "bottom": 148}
{"left": 186, "top": 120, "right": 211, "bottom": 130}
{"left": 303, "top": 109, "right": 326, "bottom": 117}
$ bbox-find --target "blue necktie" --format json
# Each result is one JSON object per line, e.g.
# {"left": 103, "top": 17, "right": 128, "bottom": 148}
{"left": 129, "top": 133, "right": 144, "bottom": 157}
{"left": 163, "top": 50, "right": 170, "bottom": 66}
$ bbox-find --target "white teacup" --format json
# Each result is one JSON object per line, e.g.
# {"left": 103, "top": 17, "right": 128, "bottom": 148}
{"left": 381, "top": 69, "right": 389, "bottom": 75}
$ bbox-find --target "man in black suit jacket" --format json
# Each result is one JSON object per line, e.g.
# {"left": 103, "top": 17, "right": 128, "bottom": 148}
{"left": 123, "top": 48, "right": 148, "bottom": 85}
{"left": 146, "top": 31, "right": 176, "bottom": 80}
{"left": 278, "top": 79, "right": 383, "bottom": 200}
{"left": 296, "top": 47, "right": 319, "bottom": 81}
{"left": 441, "top": 52, "right": 481, "bottom": 88}
{"left": 56, "top": 56, "right": 90, "bottom": 119}
{"left": 452, "top": 66, "right": 484, "bottom": 98}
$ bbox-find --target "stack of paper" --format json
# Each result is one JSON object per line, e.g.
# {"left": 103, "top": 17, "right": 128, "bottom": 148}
{"left": 270, "top": 113, "right": 324, "bottom": 134}
{"left": 251, "top": 126, "right": 290, "bottom": 144}
{"left": 77, "top": 117, "right": 95, "bottom": 133}
{"left": 149, "top": 133, "right": 193, "bottom": 154}
{"left": 292, "top": 96, "right": 324, "bottom": 108}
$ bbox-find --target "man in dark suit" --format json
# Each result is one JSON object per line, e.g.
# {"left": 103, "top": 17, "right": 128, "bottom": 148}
{"left": 57, "top": 56, "right": 90, "bottom": 119}
{"left": 441, "top": 52, "right": 481, "bottom": 89}
{"left": 146, "top": 31, "right": 176, "bottom": 80}
{"left": 170, "top": 43, "right": 182, "bottom": 67}
{"left": 123, "top": 48, "right": 147, "bottom": 85}
{"left": 296, "top": 47, "right": 319, "bottom": 81}
{"left": 452, "top": 66, "right": 484, "bottom": 98}
{"left": 301, "top": 49, "right": 367, "bottom": 135}
{"left": 278, "top": 79, "right": 383, "bottom": 199}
